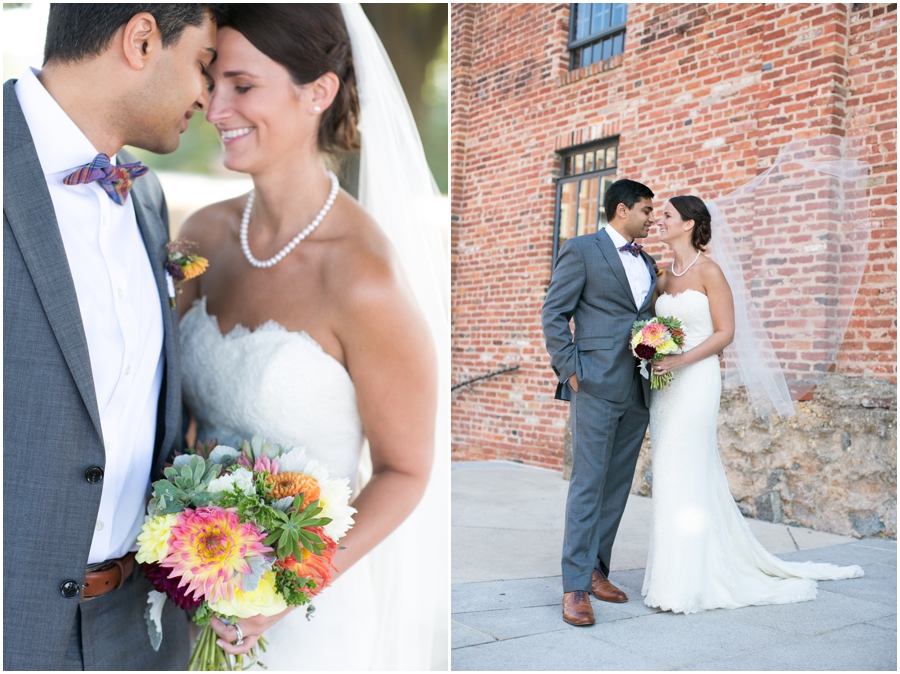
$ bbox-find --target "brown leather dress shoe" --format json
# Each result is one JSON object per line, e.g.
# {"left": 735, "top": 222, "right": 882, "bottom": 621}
{"left": 591, "top": 569, "right": 628, "bottom": 603}
{"left": 562, "top": 590, "right": 595, "bottom": 626}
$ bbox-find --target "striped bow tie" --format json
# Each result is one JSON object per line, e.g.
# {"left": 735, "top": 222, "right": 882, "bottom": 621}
{"left": 619, "top": 241, "right": 643, "bottom": 257}
{"left": 63, "top": 153, "right": 148, "bottom": 205}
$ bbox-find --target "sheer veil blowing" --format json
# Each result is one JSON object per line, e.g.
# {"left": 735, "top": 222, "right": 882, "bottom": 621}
{"left": 707, "top": 135, "right": 870, "bottom": 418}
{"left": 340, "top": 4, "right": 449, "bottom": 669}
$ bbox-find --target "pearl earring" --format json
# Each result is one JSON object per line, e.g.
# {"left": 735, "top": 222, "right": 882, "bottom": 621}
{"left": 313, "top": 105, "right": 321, "bottom": 113}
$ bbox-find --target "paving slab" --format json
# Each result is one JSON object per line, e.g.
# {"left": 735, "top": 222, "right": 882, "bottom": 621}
{"left": 723, "top": 586, "right": 896, "bottom": 635}
{"left": 451, "top": 461, "right": 898, "bottom": 672}
{"left": 451, "top": 628, "right": 672, "bottom": 671}
{"left": 730, "top": 622, "right": 898, "bottom": 671}
{"left": 451, "top": 621, "right": 496, "bottom": 649}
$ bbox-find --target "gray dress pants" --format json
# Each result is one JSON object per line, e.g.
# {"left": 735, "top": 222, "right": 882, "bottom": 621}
{"left": 562, "top": 368, "right": 649, "bottom": 592}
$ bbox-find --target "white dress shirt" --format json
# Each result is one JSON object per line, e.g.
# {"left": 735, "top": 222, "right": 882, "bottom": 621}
{"left": 16, "top": 68, "right": 165, "bottom": 564}
{"left": 604, "top": 225, "right": 652, "bottom": 309}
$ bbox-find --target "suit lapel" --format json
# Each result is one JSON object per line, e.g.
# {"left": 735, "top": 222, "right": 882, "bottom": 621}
{"left": 596, "top": 228, "right": 637, "bottom": 309}
{"left": 3, "top": 80, "right": 104, "bottom": 445}
{"left": 129, "top": 172, "right": 180, "bottom": 473}
{"left": 639, "top": 250, "right": 658, "bottom": 312}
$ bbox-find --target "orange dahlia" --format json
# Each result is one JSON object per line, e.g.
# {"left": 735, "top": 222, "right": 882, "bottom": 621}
{"left": 266, "top": 471, "right": 321, "bottom": 508}
{"left": 181, "top": 256, "right": 209, "bottom": 281}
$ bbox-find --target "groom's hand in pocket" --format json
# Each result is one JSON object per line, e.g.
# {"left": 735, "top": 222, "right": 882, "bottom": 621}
{"left": 568, "top": 374, "right": 579, "bottom": 392}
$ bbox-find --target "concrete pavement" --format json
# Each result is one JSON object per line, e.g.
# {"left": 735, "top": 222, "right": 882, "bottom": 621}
{"left": 451, "top": 460, "right": 897, "bottom": 671}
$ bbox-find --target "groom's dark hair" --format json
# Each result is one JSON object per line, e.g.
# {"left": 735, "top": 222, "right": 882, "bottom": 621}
{"left": 43, "top": 4, "right": 227, "bottom": 65}
{"left": 604, "top": 179, "right": 654, "bottom": 222}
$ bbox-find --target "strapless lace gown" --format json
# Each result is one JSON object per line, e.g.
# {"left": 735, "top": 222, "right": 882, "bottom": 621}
{"left": 642, "top": 290, "right": 863, "bottom": 614}
{"left": 181, "top": 297, "right": 377, "bottom": 670}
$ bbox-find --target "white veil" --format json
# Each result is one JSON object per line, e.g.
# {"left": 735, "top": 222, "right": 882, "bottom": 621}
{"left": 340, "top": 4, "right": 449, "bottom": 669}
{"left": 708, "top": 135, "right": 870, "bottom": 418}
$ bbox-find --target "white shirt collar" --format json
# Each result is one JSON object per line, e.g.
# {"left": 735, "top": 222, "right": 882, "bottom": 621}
{"left": 14, "top": 67, "right": 116, "bottom": 176}
{"left": 604, "top": 225, "right": 634, "bottom": 250}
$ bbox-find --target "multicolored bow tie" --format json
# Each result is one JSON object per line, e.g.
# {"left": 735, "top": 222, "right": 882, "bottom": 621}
{"left": 63, "top": 153, "right": 148, "bottom": 205}
{"left": 619, "top": 241, "right": 643, "bottom": 257}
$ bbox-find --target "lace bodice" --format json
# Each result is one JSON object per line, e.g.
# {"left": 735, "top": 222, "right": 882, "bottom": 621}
{"left": 180, "top": 297, "right": 364, "bottom": 486}
{"left": 654, "top": 289, "right": 713, "bottom": 351}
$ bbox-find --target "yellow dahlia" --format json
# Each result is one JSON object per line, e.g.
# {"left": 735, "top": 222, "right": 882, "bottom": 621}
{"left": 209, "top": 571, "right": 288, "bottom": 619}
{"left": 160, "top": 506, "right": 272, "bottom": 605}
{"left": 136, "top": 514, "right": 178, "bottom": 564}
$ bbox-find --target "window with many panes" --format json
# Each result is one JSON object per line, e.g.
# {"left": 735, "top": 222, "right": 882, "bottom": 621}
{"left": 553, "top": 138, "right": 618, "bottom": 263}
{"left": 569, "top": 3, "right": 627, "bottom": 70}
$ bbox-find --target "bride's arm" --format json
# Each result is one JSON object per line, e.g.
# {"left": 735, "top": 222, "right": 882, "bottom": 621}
{"left": 331, "top": 252, "right": 437, "bottom": 573}
{"left": 656, "top": 262, "right": 735, "bottom": 373}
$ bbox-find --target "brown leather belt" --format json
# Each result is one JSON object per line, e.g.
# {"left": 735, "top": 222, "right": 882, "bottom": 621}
{"left": 81, "top": 551, "right": 136, "bottom": 601}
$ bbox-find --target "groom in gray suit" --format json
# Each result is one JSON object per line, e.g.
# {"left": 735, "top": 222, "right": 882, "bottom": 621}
{"left": 542, "top": 179, "right": 656, "bottom": 626}
{"left": 4, "top": 5, "right": 220, "bottom": 669}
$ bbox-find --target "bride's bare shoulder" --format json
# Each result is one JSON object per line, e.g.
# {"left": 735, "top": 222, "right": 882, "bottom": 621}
{"left": 178, "top": 194, "right": 248, "bottom": 251}
{"left": 321, "top": 193, "right": 410, "bottom": 309}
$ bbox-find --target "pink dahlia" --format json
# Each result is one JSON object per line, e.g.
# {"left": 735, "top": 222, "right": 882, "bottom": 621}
{"left": 640, "top": 322, "right": 670, "bottom": 348}
{"left": 160, "top": 506, "right": 272, "bottom": 605}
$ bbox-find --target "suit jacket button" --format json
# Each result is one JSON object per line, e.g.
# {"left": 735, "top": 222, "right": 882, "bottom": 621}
{"left": 60, "top": 580, "right": 80, "bottom": 598}
{"left": 85, "top": 466, "right": 104, "bottom": 484}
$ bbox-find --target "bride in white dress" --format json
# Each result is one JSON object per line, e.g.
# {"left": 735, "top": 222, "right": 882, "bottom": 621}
{"left": 642, "top": 195, "right": 863, "bottom": 614}
{"left": 176, "top": 4, "right": 447, "bottom": 669}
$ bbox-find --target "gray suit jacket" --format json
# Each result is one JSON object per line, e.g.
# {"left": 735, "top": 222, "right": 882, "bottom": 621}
{"left": 542, "top": 227, "right": 657, "bottom": 405}
{"left": 3, "top": 78, "right": 182, "bottom": 670}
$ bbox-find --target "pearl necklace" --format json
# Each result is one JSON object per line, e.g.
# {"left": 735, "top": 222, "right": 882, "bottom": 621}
{"left": 240, "top": 171, "right": 339, "bottom": 269}
{"left": 671, "top": 250, "right": 702, "bottom": 277}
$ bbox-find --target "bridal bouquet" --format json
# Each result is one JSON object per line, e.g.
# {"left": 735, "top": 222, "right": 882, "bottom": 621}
{"left": 630, "top": 317, "right": 686, "bottom": 389}
{"left": 136, "top": 435, "right": 356, "bottom": 670}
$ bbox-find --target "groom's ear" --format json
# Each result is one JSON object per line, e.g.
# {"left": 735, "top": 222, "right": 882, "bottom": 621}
{"left": 121, "top": 12, "right": 161, "bottom": 70}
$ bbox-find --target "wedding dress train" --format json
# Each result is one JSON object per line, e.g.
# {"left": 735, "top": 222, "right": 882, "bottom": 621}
{"left": 642, "top": 290, "right": 863, "bottom": 614}
{"left": 181, "top": 297, "right": 377, "bottom": 669}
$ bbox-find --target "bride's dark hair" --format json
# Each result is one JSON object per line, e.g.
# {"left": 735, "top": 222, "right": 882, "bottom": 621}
{"left": 217, "top": 4, "right": 360, "bottom": 154}
{"left": 670, "top": 195, "right": 712, "bottom": 251}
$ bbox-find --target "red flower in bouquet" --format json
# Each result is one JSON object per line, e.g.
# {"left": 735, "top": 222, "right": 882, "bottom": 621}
{"left": 142, "top": 562, "right": 202, "bottom": 611}
{"left": 275, "top": 526, "right": 338, "bottom": 596}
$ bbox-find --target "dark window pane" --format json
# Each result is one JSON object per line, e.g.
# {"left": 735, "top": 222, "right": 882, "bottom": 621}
{"left": 602, "top": 37, "right": 612, "bottom": 60}
{"left": 591, "top": 42, "right": 601, "bottom": 64}
{"left": 564, "top": 156, "right": 572, "bottom": 176}
{"left": 591, "top": 3, "right": 610, "bottom": 34}
{"left": 585, "top": 151, "right": 594, "bottom": 172}
{"left": 606, "top": 146, "right": 617, "bottom": 168}
{"left": 612, "top": 33, "right": 624, "bottom": 56}
{"left": 575, "top": 3, "right": 591, "bottom": 40}
{"left": 612, "top": 3, "right": 627, "bottom": 26}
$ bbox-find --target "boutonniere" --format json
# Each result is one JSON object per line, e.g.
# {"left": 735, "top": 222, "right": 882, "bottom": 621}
{"left": 165, "top": 238, "right": 209, "bottom": 309}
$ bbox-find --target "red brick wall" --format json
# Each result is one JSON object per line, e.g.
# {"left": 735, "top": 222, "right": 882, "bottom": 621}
{"left": 451, "top": 3, "right": 897, "bottom": 468}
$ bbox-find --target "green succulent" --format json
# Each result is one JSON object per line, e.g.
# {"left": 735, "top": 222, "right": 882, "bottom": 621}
{"left": 263, "top": 494, "right": 333, "bottom": 560}
{"left": 149, "top": 456, "right": 221, "bottom": 515}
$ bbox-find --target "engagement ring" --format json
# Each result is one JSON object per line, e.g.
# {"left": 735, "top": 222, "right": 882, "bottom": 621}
{"left": 233, "top": 623, "right": 244, "bottom": 646}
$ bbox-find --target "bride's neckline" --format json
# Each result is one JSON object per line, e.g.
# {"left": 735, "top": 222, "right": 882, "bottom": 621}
{"left": 660, "top": 288, "right": 708, "bottom": 301}
{"left": 186, "top": 297, "right": 350, "bottom": 374}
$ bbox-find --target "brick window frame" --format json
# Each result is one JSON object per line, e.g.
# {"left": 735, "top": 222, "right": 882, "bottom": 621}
{"left": 568, "top": 3, "right": 628, "bottom": 70}
{"left": 552, "top": 137, "right": 619, "bottom": 264}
